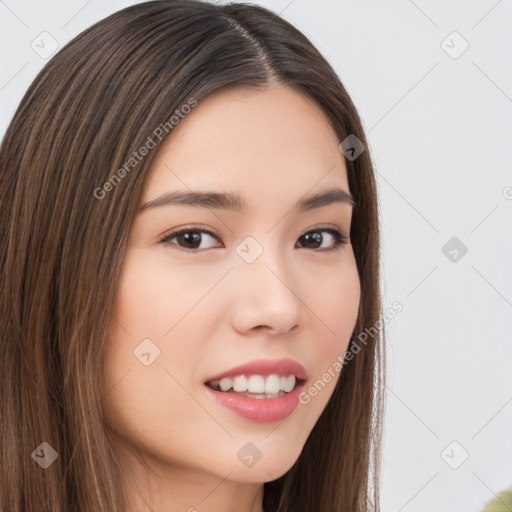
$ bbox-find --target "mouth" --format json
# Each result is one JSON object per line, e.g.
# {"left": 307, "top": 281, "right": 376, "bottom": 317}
{"left": 202, "top": 359, "right": 307, "bottom": 422}
{"left": 204, "top": 374, "right": 307, "bottom": 399}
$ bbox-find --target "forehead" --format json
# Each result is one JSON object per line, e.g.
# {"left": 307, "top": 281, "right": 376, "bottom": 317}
{"left": 141, "top": 85, "right": 350, "bottom": 207}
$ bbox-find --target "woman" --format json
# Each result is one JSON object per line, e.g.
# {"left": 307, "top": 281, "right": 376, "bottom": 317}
{"left": 0, "top": 1, "right": 386, "bottom": 511}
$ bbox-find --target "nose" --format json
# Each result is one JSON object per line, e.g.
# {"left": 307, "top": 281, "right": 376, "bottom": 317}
{"left": 228, "top": 246, "right": 304, "bottom": 336}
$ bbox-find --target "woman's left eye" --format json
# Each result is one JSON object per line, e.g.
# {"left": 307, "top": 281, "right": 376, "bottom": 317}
{"left": 297, "top": 228, "right": 349, "bottom": 251}
{"left": 159, "top": 226, "right": 349, "bottom": 252}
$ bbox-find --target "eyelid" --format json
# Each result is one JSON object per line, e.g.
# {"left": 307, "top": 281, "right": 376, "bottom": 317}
{"left": 301, "top": 223, "right": 348, "bottom": 238}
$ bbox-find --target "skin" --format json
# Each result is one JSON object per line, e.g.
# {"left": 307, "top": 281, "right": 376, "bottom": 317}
{"left": 102, "top": 83, "right": 361, "bottom": 512}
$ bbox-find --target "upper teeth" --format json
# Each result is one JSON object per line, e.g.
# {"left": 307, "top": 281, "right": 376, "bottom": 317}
{"left": 208, "top": 374, "right": 297, "bottom": 394}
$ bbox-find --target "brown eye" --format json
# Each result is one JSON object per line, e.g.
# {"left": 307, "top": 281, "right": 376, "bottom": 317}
{"left": 160, "top": 227, "right": 222, "bottom": 251}
{"left": 159, "top": 226, "right": 348, "bottom": 253}
{"left": 296, "top": 228, "right": 348, "bottom": 251}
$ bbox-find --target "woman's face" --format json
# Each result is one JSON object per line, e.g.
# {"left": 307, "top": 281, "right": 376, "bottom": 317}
{"left": 103, "top": 84, "right": 360, "bottom": 488}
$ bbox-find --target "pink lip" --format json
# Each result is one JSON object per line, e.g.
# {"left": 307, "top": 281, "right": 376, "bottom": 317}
{"left": 204, "top": 358, "right": 307, "bottom": 382}
{"left": 204, "top": 380, "right": 306, "bottom": 423}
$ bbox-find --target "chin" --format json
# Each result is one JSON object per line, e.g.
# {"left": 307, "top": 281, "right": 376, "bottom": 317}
{"left": 224, "top": 444, "right": 303, "bottom": 483}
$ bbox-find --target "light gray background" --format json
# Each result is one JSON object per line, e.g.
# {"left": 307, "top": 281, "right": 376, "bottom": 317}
{"left": 1, "top": 1, "right": 511, "bottom": 511}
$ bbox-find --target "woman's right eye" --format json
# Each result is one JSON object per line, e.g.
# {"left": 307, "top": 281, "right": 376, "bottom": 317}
{"left": 159, "top": 226, "right": 222, "bottom": 252}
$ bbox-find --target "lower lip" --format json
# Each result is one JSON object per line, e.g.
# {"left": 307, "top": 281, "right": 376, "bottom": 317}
{"left": 203, "top": 381, "right": 305, "bottom": 423}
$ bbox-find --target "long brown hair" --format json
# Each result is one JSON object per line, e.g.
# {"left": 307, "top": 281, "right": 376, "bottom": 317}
{"left": 0, "top": 1, "right": 386, "bottom": 510}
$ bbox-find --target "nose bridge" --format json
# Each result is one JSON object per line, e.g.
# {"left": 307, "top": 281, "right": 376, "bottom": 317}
{"left": 230, "top": 234, "right": 303, "bottom": 333}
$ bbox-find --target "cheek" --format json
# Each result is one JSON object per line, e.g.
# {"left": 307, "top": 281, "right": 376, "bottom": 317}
{"left": 102, "top": 253, "right": 213, "bottom": 455}
{"left": 305, "top": 254, "right": 360, "bottom": 345}
{"left": 110, "top": 249, "right": 214, "bottom": 340}
{"left": 299, "top": 256, "right": 360, "bottom": 403}
{"left": 103, "top": 249, "right": 222, "bottom": 419}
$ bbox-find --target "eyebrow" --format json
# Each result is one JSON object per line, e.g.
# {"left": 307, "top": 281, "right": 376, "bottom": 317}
{"left": 139, "top": 187, "right": 356, "bottom": 213}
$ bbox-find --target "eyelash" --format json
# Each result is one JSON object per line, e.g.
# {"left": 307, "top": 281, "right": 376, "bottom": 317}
{"left": 158, "top": 224, "right": 349, "bottom": 253}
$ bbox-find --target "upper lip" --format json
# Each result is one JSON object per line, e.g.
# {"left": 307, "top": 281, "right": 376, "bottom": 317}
{"left": 204, "top": 358, "right": 307, "bottom": 383}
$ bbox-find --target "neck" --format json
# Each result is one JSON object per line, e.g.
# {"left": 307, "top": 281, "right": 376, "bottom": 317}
{"left": 112, "top": 435, "right": 265, "bottom": 512}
